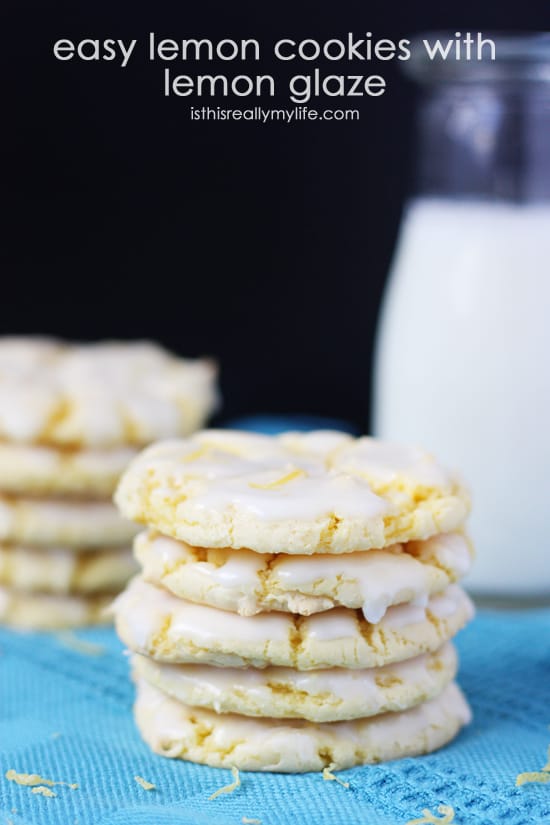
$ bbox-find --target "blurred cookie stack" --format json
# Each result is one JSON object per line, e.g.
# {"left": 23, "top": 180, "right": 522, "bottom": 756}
{"left": 113, "top": 430, "right": 475, "bottom": 772}
{"left": 0, "top": 338, "right": 218, "bottom": 629}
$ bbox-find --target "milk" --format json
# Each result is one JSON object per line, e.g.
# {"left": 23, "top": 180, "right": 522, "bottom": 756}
{"left": 373, "top": 198, "right": 550, "bottom": 598}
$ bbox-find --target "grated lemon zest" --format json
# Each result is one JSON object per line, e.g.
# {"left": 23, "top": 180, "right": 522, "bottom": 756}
{"left": 208, "top": 766, "right": 240, "bottom": 801}
{"left": 31, "top": 787, "right": 57, "bottom": 798}
{"left": 6, "top": 771, "right": 56, "bottom": 787}
{"left": 322, "top": 763, "right": 350, "bottom": 788}
{"left": 183, "top": 445, "right": 212, "bottom": 463}
{"left": 516, "top": 742, "right": 550, "bottom": 786}
{"left": 249, "top": 469, "right": 306, "bottom": 490}
{"left": 6, "top": 770, "right": 77, "bottom": 790}
{"left": 55, "top": 631, "right": 105, "bottom": 656}
{"left": 242, "top": 819, "right": 262, "bottom": 824}
{"left": 405, "top": 804, "right": 455, "bottom": 824}
{"left": 134, "top": 775, "right": 156, "bottom": 791}
{"left": 516, "top": 771, "right": 550, "bottom": 787}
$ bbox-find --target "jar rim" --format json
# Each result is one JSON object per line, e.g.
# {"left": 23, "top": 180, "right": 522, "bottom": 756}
{"left": 405, "top": 32, "right": 550, "bottom": 84}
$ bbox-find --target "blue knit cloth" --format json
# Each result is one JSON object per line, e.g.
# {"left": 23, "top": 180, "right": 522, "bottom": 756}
{"left": 1, "top": 417, "right": 549, "bottom": 825}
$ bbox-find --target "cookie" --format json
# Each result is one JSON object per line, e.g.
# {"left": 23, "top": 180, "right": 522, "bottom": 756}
{"left": 133, "top": 678, "right": 471, "bottom": 772}
{"left": 115, "top": 430, "right": 469, "bottom": 554}
{"left": 0, "top": 442, "right": 138, "bottom": 497}
{"left": 133, "top": 641, "right": 457, "bottom": 722}
{"left": 0, "top": 586, "right": 111, "bottom": 629}
{"left": 0, "top": 338, "right": 218, "bottom": 448}
{"left": 0, "top": 544, "right": 137, "bottom": 594}
{"left": 113, "top": 577, "right": 474, "bottom": 670}
{"left": 0, "top": 495, "right": 138, "bottom": 548}
{"left": 136, "top": 531, "right": 473, "bottom": 622}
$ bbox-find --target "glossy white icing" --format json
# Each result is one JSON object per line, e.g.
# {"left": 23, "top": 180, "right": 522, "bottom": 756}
{"left": 428, "top": 585, "right": 467, "bottom": 619}
{"left": 115, "top": 577, "right": 290, "bottom": 647}
{"left": 0, "top": 494, "right": 137, "bottom": 545}
{"left": 120, "top": 429, "right": 461, "bottom": 527}
{"left": 135, "top": 678, "right": 472, "bottom": 753}
{"left": 421, "top": 532, "right": 472, "bottom": 577}
{"left": 114, "top": 576, "right": 473, "bottom": 659}
{"left": 134, "top": 642, "right": 456, "bottom": 704}
{"left": 146, "top": 535, "right": 264, "bottom": 587}
{"left": 336, "top": 437, "right": 453, "bottom": 488}
{"left": 276, "top": 549, "right": 431, "bottom": 623}
{"left": 0, "top": 339, "right": 217, "bottom": 446}
{"left": 139, "top": 531, "right": 472, "bottom": 622}
{"left": 302, "top": 608, "right": 359, "bottom": 641}
{"left": 186, "top": 470, "right": 389, "bottom": 522}
{"left": 381, "top": 602, "right": 428, "bottom": 630}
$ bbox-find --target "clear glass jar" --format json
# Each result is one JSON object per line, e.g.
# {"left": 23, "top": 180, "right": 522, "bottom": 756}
{"left": 373, "top": 34, "right": 550, "bottom": 601}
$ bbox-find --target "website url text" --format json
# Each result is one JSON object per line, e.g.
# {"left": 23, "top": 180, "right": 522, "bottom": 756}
{"left": 190, "top": 106, "right": 360, "bottom": 123}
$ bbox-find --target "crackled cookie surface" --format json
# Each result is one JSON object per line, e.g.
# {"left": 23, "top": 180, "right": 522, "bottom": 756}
{"left": 0, "top": 442, "right": 138, "bottom": 498}
{"left": 133, "top": 642, "right": 457, "bottom": 722}
{"left": 113, "top": 577, "right": 474, "bottom": 670}
{"left": 0, "top": 495, "right": 138, "bottom": 548}
{"left": 115, "top": 430, "right": 469, "bottom": 554}
{"left": 134, "top": 678, "right": 471, "bottom": 772}
{"left": 0, "top": 338, "right": 218, "bottom": 448}
{"left": 136, "top": 531, "right": 473, "bottom": 621}
{"left": 0, "top": 544, "right": 136, "bottom": 594}
{"left": 0, "top": 586, "right": 112, "bottom": 629}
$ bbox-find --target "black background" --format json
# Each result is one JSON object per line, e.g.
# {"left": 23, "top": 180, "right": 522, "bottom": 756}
{"left": 1, "top": 2, "right": 546, "bottom": 430}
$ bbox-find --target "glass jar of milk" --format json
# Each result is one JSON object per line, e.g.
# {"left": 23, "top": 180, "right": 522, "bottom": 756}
{"left": 373, "top": 34, "right": 550, "bottom": 601}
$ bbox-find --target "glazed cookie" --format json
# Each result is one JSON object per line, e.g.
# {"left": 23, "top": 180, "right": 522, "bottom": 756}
{"left": 133, "top": 642, "right": 457, "bottom": 722}
{"left": 115, "top": 430, "right": 469, "bottom": 554}
{"left": 0, "top": 338, "right": 218, "bottom": 448}
{"left": 113, "top": 577, "right": 474, "bottom": 670}
{"left": 0, "top": 495, "right": 138, "bottom": 548}
{"left": 0, "top": 442, "right": 138, "bottom": 498}
{"left": 0, "top": 544, "right": 137, "bottom": 594}
{"left": 136, "top": 531, "right": 473, "bottom": 622}
{"left": 0, "top": 586, "right": 111, "bottom": 629}
{"left": 134, "top": 678, "right": 472, "bottom": 772}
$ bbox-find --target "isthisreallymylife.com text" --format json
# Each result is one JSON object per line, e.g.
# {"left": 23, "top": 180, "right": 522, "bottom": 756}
{"left": 189, "top": 105, "right": 360, "bottom": 123}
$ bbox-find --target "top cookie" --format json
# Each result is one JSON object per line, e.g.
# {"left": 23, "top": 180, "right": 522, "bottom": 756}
{"left": 0, "top": 338, "right": 218, "bottom": 448}
{"left": 115, "top": 430, "right": 469, "bottom": 554}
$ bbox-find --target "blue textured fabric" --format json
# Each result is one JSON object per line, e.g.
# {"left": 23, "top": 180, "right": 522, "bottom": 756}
{"left": 1, "top": 417, "right": 549, "bottom": 824}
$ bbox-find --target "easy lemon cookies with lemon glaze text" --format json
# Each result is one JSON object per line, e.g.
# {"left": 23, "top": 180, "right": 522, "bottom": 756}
{"left": 113, "top": 429, "right": 474, "bottom": 771}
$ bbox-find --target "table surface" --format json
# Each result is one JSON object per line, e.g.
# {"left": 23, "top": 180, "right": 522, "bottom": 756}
{"left": 1, "top": 418, "right": 549, "bottom": 825}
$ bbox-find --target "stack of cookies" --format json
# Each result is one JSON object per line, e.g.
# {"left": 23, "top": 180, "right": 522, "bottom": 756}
{"left": 113, "top": 430, "right": 474, "bottom": 772}
{"left": 0, "top": 338, "right": 218, "bottom": 629}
